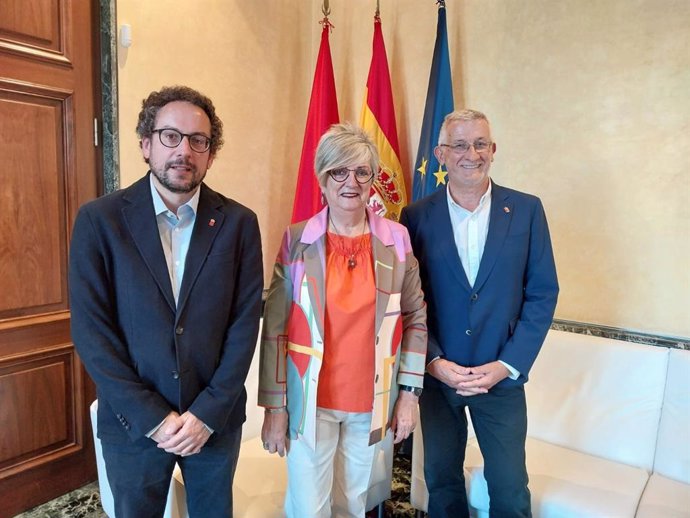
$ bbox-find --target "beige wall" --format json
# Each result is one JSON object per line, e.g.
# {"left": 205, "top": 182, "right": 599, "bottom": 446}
{"left": 116, "top": 0, "right": 689, "bottom": 338}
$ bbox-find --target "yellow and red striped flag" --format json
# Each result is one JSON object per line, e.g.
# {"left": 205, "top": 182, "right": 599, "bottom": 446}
{"left": 359, "top": 13, "right": 406, "bottom": 221}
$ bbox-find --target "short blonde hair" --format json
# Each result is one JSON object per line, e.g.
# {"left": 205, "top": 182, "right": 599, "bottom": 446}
{"left": 314, "top": 122, "right": 379, "bottom": 189}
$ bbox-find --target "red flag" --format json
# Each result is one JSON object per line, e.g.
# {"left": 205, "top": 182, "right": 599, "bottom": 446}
{"left": 291, "top": 19, "right": 339, "bottom": 223}
{"left": 360, "top": 15, "right": 407, "bottom": 221}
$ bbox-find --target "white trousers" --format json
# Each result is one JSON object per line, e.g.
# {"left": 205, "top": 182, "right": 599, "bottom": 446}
{"left": 284, "top": 408, "right": 378, "bottom": 518}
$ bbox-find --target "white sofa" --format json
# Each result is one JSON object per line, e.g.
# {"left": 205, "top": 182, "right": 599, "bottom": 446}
{"left": 411, "top": 329, "right": 690, "bottom": 517}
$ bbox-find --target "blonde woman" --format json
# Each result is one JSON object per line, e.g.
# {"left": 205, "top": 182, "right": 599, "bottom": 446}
{"left": 259, "top": 123, "right": 427, "bottom": 517}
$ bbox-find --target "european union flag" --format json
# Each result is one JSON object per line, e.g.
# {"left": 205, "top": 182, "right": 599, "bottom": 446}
{"left": 412, "top": 2, "right": 454, "bottom": 202}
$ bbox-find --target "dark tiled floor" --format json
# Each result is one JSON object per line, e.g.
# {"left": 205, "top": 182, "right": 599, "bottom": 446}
{"left": 14, "top": 454, "right": 416, "bottom": 518}
{"left": 13, "top": 482, "right": 105, "bottom": 518}
{"left": 385, "top": 455, "right": 417, "bottom": 517}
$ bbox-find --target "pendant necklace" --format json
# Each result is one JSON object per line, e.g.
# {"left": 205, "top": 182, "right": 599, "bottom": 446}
{"left": 329, "top": 214, "right": 368, "bottom": 270}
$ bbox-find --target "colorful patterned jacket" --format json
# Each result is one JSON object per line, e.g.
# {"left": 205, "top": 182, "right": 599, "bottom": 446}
{"left": 258, "top": 206, "right": 427, "bottom": 449}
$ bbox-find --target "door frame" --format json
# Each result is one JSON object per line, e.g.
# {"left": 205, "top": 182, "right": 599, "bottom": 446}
{"left": 100, "top": 0, "right": 119, "bottom": 194}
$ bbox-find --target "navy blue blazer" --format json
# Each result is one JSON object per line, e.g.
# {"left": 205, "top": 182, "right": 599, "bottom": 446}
{"left": 400, "top": 182, "right": 558, "bottom": 387}
{"left": 69, "top": 174, "right": 263, "bottom": 442}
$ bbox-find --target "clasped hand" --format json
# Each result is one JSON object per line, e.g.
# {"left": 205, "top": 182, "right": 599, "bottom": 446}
{"left": 152, "top": 411, "right": 211, "bottom": 456}
{"left": 428, "top": 359, "right": 509, "bottom": 396}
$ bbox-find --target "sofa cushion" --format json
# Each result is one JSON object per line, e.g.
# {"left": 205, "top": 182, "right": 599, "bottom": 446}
{"left": 525, "top": 330, "right": 669, "bottom": 471}
{"left": 465, "top": 436, "right": 649, "bottom": 518}
{"left": 635, "top": 473, "right": 690, "bottom": 518}
{"left": 233, "top": 436, "right": 287, "bottom": 517}
{"left": 636, "top": 473, "right": 690, "bottom": 518}
{"left": 653, "top": 348, "right": 690, "bottom": 484}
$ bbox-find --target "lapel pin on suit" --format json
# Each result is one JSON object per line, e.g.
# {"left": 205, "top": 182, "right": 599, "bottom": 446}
{"left": 209, "top": 218, "right": 216, "bottom": 227}
{"left": 503, "top": 207, "right": 510, "bottom": 213}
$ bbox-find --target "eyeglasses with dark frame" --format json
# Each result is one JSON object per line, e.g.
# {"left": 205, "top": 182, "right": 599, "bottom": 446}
{"left": 327, "top": 167, "right": 375, "bottom": 184}
{"left": 439, "top": 140, "right": 493, "bottom": 155}
{"left": 152, "top": 128, "right": 211, "bottom": 153}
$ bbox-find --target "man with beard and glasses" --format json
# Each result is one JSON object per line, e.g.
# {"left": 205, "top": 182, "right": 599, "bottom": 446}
{"left": 69, "top": 86, "right": 263, "bottom": 518}
{"left": 401, "top": 109, "right": 558, "bottom": 517}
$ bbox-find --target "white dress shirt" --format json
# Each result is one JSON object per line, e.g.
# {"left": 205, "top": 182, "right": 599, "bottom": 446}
{"left": 150, "top": 175, "right": 199, "bottom": 305}
{"left": 446, "top": 181, "right": 519, "bottom": 380}
{"left": 446, "top": 182, "right": 492, "bottom": 287}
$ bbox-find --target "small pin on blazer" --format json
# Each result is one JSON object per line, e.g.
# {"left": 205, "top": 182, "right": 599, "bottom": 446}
{"left": 209, "top": 219, "right": 216, "bottom": 227}
{"left": 503, "top": 207, "right": 510, "bottom": 213}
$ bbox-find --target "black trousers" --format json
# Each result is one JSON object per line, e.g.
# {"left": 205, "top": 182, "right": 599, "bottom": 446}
{"left": 102, "top": 425, "right": 242, "bottom": 518}
{"left": 420, "top": 380, "right": 531, "bottom": 518}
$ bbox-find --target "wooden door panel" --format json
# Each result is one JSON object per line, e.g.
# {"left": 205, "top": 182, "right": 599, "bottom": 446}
{"left": 0, "top": 86, "right": 70, "bottom": 318}
{"left": 0, "top": 0, "right": 69, "bottom": 63}
{"left": 0, "top": 349, "right": 73, "bottom": 468}
{"left": 0, "top": 314, "right": 70, "bottom": 358}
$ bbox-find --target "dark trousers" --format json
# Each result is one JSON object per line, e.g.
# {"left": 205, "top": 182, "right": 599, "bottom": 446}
{"left": 102, "top": 425, "right": 242, "bottom": 518}
{"left": 420, "top": 379, "right": 531, "bottom": 518}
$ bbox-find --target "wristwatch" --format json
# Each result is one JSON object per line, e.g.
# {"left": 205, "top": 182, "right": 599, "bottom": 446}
{"left": 399, "top": 385, "right": 423, "bottom": 397}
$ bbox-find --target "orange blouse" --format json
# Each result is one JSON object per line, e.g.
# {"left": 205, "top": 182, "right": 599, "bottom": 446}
{"left": 317, "top": 231, "right": 376, "bottom": 412}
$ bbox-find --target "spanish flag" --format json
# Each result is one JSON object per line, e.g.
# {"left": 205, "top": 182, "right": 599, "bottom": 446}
{"left": 291, "top": 18, "right": 339, "bottom": 223}
{"left": 359, "top": 14, "right": 406, "bottom": 221}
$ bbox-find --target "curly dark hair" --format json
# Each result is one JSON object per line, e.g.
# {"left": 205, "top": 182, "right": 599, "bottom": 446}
{"left": 136, "top": 85, "right": 224, "bottom": 156}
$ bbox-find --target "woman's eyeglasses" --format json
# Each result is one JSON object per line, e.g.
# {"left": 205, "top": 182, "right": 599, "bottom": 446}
{"left": 327, "top": 167, "right": 375, "bottom": 184}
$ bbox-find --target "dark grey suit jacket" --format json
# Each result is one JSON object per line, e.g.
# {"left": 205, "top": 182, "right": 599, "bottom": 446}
{"left": 69, "top": 174, "right": 263, "bottom": 443}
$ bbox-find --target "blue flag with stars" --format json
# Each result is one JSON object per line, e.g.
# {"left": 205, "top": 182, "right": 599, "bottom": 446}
{"left": 412, "top": 2, "right": 454, "bottom": 201}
